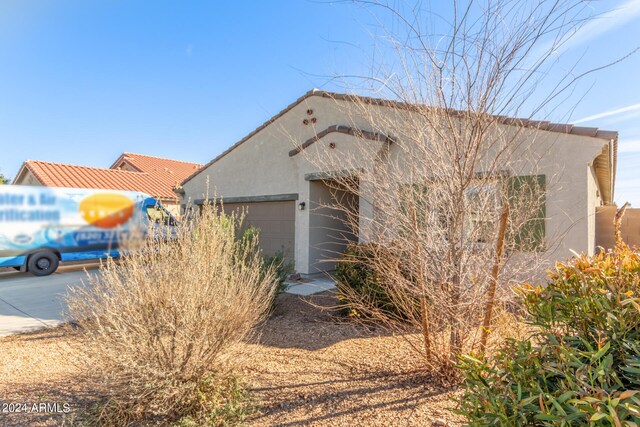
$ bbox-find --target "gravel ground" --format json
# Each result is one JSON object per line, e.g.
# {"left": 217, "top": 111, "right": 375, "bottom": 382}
{"left": 0, "top": 292, "right": 462, "bottom": 426}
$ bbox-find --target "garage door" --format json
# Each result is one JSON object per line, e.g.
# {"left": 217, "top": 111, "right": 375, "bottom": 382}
{"left": 222, "top": 201, "right": 295, "bottom": 262}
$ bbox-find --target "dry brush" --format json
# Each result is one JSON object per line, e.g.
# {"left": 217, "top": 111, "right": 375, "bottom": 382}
{"left": 66, "top": 204, "right": 276, "bottom": 424}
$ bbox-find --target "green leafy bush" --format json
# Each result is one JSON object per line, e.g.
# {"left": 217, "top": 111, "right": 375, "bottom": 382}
{"left": 457, "top": 245, "right": 640, "bottom": 426}
{"left": 335, "top": 243, "right": 405, "bottom": 319}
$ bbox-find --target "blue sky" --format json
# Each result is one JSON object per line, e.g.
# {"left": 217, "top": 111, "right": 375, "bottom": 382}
{"left": 0, "top": 0, "right": 638, "bottom": 206}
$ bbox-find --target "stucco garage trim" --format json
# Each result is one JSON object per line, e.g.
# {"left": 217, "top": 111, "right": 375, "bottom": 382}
{"left": 193, "top": 193, "right": 299, "bottom": 205}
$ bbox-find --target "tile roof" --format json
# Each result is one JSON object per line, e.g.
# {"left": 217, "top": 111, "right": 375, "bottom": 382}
{"left": 111, "top": 152, "right": 202, "bottom": 194}
{"left": 19, "top": 155, "right": 201, "bottom": 201}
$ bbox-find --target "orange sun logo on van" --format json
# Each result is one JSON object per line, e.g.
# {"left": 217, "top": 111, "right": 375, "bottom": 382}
{"left": 79, "top": 193, "right": 135, "bottom": 228}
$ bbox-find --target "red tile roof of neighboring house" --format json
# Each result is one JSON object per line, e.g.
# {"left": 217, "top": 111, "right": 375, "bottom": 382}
{"left": 110, "top": 152, "right": 203, "bottom": 191}
{"left": 17, "top": 155, "right": 201, "bottom": 201}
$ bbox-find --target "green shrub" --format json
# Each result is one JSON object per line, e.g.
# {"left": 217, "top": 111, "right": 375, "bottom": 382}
{"left": 241, "top": 227, "right": 293, "bottom": 305}
{"left": 264, "top": 251, "right": 293, "bottom": 289}
{"left": 263, "top": 251, "right": 294, "bottom": 313}
{"left": 457, "top": 246, "right": 640, "bottom": 426}
{"left": 335, "top": 243, "right": 405, "bottom": 319}
{"left": 174, "top": 375, "right": 254, "bottom": 427}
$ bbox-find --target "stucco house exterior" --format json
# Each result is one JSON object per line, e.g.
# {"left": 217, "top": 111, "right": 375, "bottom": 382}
{"left": 178, "top": 90, "right": 618, "bottom": 276}
{"left": 13, "top": 153, "right": 202, "bottom": 216}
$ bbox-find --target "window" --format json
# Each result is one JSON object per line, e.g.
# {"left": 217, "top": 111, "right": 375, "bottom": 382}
{"left": 505, "top": 174, "right": 546, "bottom": 252}
{"left": 466, "top": 181, "right": 500, "bottom": 243}
{"left": 398, "top": 174, "right": 545, "bottom": 251}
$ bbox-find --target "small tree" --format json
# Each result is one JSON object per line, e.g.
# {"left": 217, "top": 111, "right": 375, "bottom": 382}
{"left": 0, "top": 172, "right": 9, "bottom": 185}
{"left": 295, "top": 0, "right": 625, "bottom": 378}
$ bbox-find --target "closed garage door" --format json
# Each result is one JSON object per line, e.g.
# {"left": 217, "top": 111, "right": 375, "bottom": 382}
{"left": 222, "top": 201, "right": 295, "bottom": 262}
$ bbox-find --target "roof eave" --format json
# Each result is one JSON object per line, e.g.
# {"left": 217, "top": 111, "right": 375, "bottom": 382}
{"left": 592, "top": 134, "right": 618, "bottom": 206}
{"left": 180, "top": 89, "right": 322, "bottom": 186}
{"left": 180, "top": 88, "right": 621, "bottom": 191}
{"left": 13, "top": 161, "right": 45, "bottom": 185}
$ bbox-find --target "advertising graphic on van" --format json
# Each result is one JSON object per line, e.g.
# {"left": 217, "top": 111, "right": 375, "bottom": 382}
{"left": 0, "top": 192, "right": 61, "bottom": 222}
{"left": 0, "top": 186, "right": 174, "bottom": 276}
{"left": 78, "top": 193, "right": 136, "bottom": 228}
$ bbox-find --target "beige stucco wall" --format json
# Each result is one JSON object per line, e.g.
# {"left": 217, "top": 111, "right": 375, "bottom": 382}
{"left": 364, "top": 122, "right": 607, "bottom": 267}
{"left": 181, "top": 94, "right": 610, "bottom": 274}
{"left": 13, "top": 170, "right": 42, "bottom": 186}
{"left": 502, "top": 127, "right": 606, "bottom": 263}
{"left": 181, "top": 96, "right": 382, "bottom": 273}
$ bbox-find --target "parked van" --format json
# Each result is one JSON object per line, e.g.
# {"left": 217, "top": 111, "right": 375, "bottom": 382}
{"left": 0, "top": 186, "right": 174, "bottom": 276}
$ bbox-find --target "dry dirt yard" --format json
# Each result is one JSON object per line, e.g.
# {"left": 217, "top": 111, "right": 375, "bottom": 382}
{"left": 0, "top": 292, "right": 462, "bottom": 426}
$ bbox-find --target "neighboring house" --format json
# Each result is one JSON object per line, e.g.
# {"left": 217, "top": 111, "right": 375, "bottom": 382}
{"left": 13, "top": 153, "right": 202, "bottom": 216}
{"left": 179, "top": 90, "right": 618, "bottom": 276}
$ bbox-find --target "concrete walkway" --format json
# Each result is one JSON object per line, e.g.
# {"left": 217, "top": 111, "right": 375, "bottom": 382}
{"left": 284, "top": 276, "right": 336, "bottom": 296}
{"left": 0, "top": 265, "right": 98, "bottom": 337}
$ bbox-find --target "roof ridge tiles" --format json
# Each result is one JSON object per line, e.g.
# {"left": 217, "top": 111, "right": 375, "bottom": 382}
{"left": 120, "top": 152, "right": 203, "bottom": 166}
{"left": 26, "top": 160, "right": 151, "bottom": 176}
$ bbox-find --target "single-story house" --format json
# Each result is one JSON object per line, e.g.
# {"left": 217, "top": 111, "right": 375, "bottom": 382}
{"left": 13, "top": 153, "right": 202, "bottom": 216}
{"left": 178, "top": 90, "right": 618, "bottom": 276}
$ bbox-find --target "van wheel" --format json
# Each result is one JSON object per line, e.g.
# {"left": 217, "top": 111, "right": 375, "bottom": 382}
{"left": 27, "top": 251, "right": 59, "bottom": 276}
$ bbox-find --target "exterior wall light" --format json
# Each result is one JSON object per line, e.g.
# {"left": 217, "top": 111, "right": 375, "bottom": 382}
{"left": 298, "top": 201, "right": 306, "bottom": 210}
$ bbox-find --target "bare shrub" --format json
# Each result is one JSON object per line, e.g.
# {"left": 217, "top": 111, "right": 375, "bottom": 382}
{"left": 66, "top": 204, "right": 276, "bottom": 424}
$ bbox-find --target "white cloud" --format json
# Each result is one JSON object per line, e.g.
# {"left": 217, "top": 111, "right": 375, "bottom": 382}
{"left": 600, "top": 110, "right": 640, "bottom": 126}
{"left": 573, "top": 103, "right": 640, "bottom": 124}
{"left": 556, "top": 0, "right": 640, "bottom": 54}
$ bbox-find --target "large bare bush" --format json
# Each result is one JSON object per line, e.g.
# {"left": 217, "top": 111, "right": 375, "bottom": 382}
{"left": 295, "top": 0, "right": 625, "bottom": 378}
{"left": 66, "top": 204, "right": 276, "bottom": 423}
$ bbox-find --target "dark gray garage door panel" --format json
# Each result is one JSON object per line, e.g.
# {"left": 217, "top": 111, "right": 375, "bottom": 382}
{"left": 223, "top": 201, "right": 295, "bottom": 261}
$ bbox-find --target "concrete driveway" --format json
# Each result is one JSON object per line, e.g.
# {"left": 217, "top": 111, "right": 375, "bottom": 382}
{"left": 0, "top": 264, "right": 99, "bottom": 337}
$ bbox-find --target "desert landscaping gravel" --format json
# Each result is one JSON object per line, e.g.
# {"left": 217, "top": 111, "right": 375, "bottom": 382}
{"left": 0, "top": 292, "right": 462, "bottom": 426}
